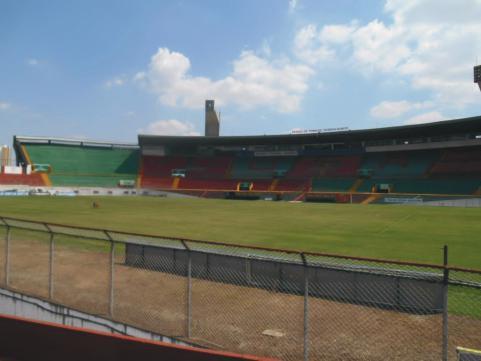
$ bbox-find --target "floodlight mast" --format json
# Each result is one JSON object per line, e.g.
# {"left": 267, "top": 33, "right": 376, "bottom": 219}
{"left": 474, "top": 65, "right": 481, "bottom": 91}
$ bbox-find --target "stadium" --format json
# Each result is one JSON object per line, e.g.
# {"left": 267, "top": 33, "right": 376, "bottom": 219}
{"left": 9, "top": 105, "right": 481, "bottom": 203}
{"left": 0, "top": 99, "right": 479, "bottom": 361}
{"left": 2, "top": 1, "right": 481, "bottom": 358}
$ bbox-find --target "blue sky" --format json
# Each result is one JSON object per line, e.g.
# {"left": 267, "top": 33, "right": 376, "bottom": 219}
{"left": 1, "top": 0, "right": 481, "bottom": 146}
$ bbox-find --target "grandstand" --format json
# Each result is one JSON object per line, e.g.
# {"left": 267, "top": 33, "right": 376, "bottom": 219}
{"left": 137, "top": 115, "right": 481, "bottom": 198}
{"left": 13, "top": 136, "right": 139, "bottom": 188}
{"left": 9, "top": 115, "right": 481, "bottom": 201}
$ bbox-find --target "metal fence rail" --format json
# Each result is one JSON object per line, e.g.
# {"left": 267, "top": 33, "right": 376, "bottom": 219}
{"left": 0, "top": 216, "right": 479, "bottom": 361}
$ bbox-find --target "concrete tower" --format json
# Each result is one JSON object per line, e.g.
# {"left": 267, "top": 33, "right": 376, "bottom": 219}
{"left": 205, "top": 100, "right": 220, "bottom": 137}
{"left": 475, "top": 65, "right": 481, "bottom": 91}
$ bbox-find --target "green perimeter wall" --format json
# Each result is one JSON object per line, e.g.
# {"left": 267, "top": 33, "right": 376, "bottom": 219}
{"left": 311, "top": 178, "right": 355, "bottom": 192}
{"left": 357, "top": 178, "right": 480, "bottom": 195}
{"left": 24, "top": 144, "right": 139, "bottom": 187}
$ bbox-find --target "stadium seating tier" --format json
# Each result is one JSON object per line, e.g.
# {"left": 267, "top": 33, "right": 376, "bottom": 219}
{"left": 140, "top": 148, "right": 481, "bottom": 194}
{"left": 15, "top": 140, "right": 481, "bottom": 196}
{"left": 24, "top": 144, "right": 139, "bottom": 187}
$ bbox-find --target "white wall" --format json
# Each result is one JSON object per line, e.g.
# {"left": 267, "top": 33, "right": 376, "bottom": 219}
{"left": 3, "top": 166, "right": 23, "bottom": 174}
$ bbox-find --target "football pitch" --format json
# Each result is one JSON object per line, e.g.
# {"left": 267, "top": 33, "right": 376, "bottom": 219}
{"left": 0, "top": 196, "right": 480, "bottom": 269}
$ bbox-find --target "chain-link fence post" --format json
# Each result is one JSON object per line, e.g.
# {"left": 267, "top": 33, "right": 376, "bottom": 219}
{"left": 4, "top": 225, "right": 11, "bottom": 287}
{"left": 442, "top": 245, "right": 449, "bottom": 361}
{"left": 182, "top": 240, "right": 192, "bottom": 338}
{"left": 105, "top": 231, "right": 115, "bottom": 318}
{"left": 301, "top": 253, "right": 309, "bottom": 361}
{"left": 47, "top": 227, "right": 55, "bottom": 299}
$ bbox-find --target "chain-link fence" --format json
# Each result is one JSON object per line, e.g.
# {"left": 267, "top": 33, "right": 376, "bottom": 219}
{"left": 0, "top": 216, "right": 479, "bottom": 361}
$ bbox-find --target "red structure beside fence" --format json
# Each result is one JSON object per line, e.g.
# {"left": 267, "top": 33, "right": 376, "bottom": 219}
{"left": 0, "top": 314, "right": 278, "bottom": 361}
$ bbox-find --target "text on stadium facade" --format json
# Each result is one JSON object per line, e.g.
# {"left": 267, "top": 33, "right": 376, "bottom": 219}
{"left": 291, "top": 127, "right": 349, "bottom": 134}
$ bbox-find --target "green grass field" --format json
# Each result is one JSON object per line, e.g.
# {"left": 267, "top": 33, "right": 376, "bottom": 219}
{"left": 0, "top": 196, "right": 480, "bottom": 268}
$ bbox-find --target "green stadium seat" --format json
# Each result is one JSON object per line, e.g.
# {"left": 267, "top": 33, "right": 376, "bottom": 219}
{"left": 25, "top": 144, "right": 139, "bottom": 187}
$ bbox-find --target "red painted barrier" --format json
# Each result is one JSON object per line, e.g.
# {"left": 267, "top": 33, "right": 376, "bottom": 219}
{"left": 0, "top": 314, "right": 277, "bottom": 361}
{"left": 0, "top": 173, "right": 44, "bottom": 186}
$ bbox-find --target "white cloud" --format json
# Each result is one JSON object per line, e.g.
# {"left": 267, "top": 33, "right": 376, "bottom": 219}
{"left": 294, "top": 25, "right": 335, "bottom": 65}
{"left": 385, "top": 0, "right": 481, "bottom": 25}
{"left": 320, "top": 23, "right": 357, "bottom": 44}
{"left": 404, "top": 111, "right": 445, "bottom": 125}
{"left": 133, "top": 72, "right": 146, "bottom": 82}
{"left": 27, "top": 58, "right": 39, "bottom": 66}
{"left": 350, "top": 20, "right": 411, "bottom": 73}
{"left": 0, "top": 102, "right": 11, "bottom": 110}
{"left": 288, "top": 0, "right": 298, "bottom": 12}
{"left": 105, "top": 76, "right": 125, "bottom": 88}
{"left": 370, "top": 100, "right": 433, "bottom": 118}
{"left": 260, "top": 39, "right": 272, "bottom": 57}
{"left": 136, "top": 47, "right": 313, "bottom": 113}
{"left": 140, "top": 119, "right": 200, "bottom": 136}
{"left": 294, "top": 0, "right": 481, "bottom": 107}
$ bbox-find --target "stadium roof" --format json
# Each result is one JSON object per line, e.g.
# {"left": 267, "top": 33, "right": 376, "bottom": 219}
{"left": 138, "top": 115, "right": 481, "bottom": 147}
{"left": 14, "top": 135, "right": 139, "bottom": 149}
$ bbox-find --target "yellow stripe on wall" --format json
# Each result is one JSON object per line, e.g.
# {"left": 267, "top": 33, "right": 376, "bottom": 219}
{"left": 172, "top": 177, "right": 180, "bottom": 189}
{"left": 40, "top": 173, "right": 52, "bottom": 187}
{"left": 136, "top": 156, "right": 143, "bottom": 188}
{"left": 21, "top": 145, "right": 33, "bottom": 164}
{"left": 22, "top": 144, "right": 52, "bottom": 186}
